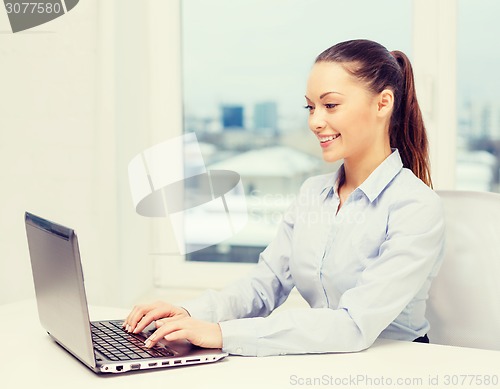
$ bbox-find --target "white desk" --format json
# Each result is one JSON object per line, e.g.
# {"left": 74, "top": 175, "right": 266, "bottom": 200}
{"left": 1, "top": 300, "right": 499, "bottom": 389}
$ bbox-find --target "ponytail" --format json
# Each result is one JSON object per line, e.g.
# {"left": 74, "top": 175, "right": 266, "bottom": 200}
{"left": 316, "top": 40, "right": 433, "bottom": 187}
{"left": 390, "top": 51, "right": 432, "bottom": 187}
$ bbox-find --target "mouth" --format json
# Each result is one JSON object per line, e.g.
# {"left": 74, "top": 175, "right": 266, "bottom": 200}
{"left": 318, "top": 134, "right": 341, "bottom": 148}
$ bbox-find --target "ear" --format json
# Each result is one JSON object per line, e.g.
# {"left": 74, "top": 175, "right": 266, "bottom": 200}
{"left": 376, "top": 89, "right": 394, "bottom": 118}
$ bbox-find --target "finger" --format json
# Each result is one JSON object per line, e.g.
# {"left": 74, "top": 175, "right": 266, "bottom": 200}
{"left": 123, "top": 305, "right": 139, "bottom": 327}
{"left": 125, "top": 304, "right": 155, "bottom": 332}
{"left": 164, "top": 329, "right": 189, "bottom": 342}
{"left": 126, "top": 303, "right": 166, "bottom": 332}
{"left": 123, "top": 304, "right": 150, "bottom": 330}
{"left": 143, "top": 332, "right": 186, "bottom": 348}
{"left": 132, "top": 309, "right": 164, "bottom": 333}
{"left": 153, "top": 315, "right": 183, "bottom": 329}
{"left": 155, "top": 319, "right": 164, "bottom": 328}
{"left": 154, "top": 316, "right": 182, "bottom": 328}
{"left": 144, "top": 320, "right": 186, "bottom": 348}
{"left": 133, "top": 307, "right": 178, "bottom": 334}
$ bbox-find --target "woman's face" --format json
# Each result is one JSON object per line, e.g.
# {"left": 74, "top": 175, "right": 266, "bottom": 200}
{"left": 305, "top": 61, "right": 383, "bottom": 163}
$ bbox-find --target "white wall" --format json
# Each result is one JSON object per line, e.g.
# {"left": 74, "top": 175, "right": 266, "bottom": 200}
{"left": 0, "top": 0, "right": 182, "bottom": 307}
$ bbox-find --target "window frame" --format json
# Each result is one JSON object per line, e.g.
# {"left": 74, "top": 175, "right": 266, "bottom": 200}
{"left": 412, "top": 0, "right": 458, "bottom": 190}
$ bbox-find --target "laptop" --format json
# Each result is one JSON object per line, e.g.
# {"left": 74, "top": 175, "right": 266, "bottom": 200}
{"left": 24, "top": 212, "right": 228, "bottom": 374}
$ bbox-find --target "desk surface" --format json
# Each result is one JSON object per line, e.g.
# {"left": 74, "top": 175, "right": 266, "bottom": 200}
{"left": 1, "top": 300, "right": 499, "bottom": 389}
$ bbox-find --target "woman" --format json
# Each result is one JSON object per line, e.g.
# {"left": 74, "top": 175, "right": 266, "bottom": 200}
{"left": 124, "top": 39, "right": 445, "bottom": 356}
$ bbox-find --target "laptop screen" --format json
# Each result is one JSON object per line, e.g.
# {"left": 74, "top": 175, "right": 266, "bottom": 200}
{"left": 25, "top": 212, "right": 96, "bottom": 369}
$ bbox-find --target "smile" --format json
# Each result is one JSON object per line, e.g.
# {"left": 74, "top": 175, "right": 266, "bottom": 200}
{"left": 319, "top": 134, "right": 341, "bottom": 143}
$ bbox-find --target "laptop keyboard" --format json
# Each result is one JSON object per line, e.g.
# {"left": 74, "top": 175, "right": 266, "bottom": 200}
{"left": 91, "top": 320, "right": 174, "bottom": 361}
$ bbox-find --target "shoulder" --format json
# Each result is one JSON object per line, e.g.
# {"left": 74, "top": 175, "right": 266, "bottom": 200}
{"left": 391, "top": 168, "right": 441, "bottom": 204}
{"left": 384, "top": 168, "right": 444, "bottom": 228}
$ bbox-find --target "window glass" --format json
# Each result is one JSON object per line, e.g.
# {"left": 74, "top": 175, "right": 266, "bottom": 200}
{"left": 181, "top": 0, "right": 413, "bottom": 262}
{"left": 456, "top": 0, "right": 500, "bottom": 192}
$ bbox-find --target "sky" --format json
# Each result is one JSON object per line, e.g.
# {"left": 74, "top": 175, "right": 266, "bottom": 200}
{"left": 181, "top": 0, "right": 500, "bottom": 123}
{"left": 457, "top": 0, "right": 500, "bottom": 102}
{"left": 181, "top": 0, "right": 413, "bottom": 123}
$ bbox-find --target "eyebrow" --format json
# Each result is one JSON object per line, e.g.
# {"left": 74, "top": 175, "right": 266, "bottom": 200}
{"left": 304, "top": 91, "right": 344, "bottom": 101}
{"left": 320, "top": 91, "right": 343, "bottom": 99}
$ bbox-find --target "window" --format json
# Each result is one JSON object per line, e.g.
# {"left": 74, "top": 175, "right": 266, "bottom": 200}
{"left": 180, "top": 0, "right": 413, "bottom": 264}
{"left": 456, "top": 0, "right": 500, "bottom": 192}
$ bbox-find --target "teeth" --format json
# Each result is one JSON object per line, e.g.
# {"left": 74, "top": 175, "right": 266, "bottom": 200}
{"left": 319, "top": 134, "right": 340, "bottom": 142}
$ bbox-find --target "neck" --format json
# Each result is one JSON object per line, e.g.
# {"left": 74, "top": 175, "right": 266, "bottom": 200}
{"left": 343, "top": 144, "right": 392, "bottom": 191}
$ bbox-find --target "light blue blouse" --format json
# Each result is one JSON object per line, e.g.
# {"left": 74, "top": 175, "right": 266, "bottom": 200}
{"left": 181, "top": 149, "right": 445, "bottom": 356}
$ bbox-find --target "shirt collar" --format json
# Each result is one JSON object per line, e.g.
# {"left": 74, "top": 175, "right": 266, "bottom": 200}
{"left": 319, "top": 149, "right": 404, "bottom": 203}
{"left": 358, "top": 149, "right": 403, "bottom": 202}
{"left": 320, "top": 167, "right": 343, "bottom": 201}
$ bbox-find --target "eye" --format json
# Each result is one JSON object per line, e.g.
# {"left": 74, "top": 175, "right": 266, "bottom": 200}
{"left": 304, "top": 104, "right": 315, "bottom": 112}
{"left": 325, "top": 103, "right": 338, "bottom": 109}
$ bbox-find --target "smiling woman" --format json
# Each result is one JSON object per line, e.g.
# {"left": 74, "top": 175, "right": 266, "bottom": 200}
{"left": 127, "top": 38, "right": 445, "bottom": 356}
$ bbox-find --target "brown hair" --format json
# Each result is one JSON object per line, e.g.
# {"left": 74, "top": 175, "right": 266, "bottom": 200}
{"left": 315, "top": 39, "right": 432, "bottom": 187}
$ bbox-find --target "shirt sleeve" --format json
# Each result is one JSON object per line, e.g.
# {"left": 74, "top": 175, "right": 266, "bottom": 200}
{"left": 179, "top": 199, "right": 297, "bottom": 324}
{"left": 219, "top": 192, "right": 445, "bottom": 356}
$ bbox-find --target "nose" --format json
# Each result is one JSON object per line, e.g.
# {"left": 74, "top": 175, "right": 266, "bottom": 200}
{"left": 308, "top": 109, "right": 326, "bottom": 134}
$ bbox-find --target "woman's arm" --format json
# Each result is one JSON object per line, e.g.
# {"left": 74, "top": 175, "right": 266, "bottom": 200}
{"left": 179, "top": 197, "right": 297, "bottom": 322}
{"left": 123, "top": 196, "right": 298, "bottom": 341}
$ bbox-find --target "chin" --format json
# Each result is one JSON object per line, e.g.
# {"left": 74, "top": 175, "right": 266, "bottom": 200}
{"left": 321, "top": 151, "right": 343, "bottom": 163}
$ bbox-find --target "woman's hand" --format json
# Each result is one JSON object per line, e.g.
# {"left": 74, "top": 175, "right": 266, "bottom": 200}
{"left": 123, "top": 301, "right": 190, "bottom": 334}
{"left": 145, "top": 317, "right": 223, "bottom": 349}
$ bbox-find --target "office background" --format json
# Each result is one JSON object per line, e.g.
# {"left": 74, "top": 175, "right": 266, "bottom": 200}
{"left": 0, "top": 0, "right": 497, "bottom": 308}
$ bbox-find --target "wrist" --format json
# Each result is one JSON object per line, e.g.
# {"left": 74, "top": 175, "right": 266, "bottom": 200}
{"left": 216, "top": 322, "right": 223, "bottom": 349}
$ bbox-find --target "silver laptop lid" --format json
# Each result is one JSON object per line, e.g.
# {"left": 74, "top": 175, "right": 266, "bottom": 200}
{"left": 25, "top": 212, "right": 96, "bottom": 369}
